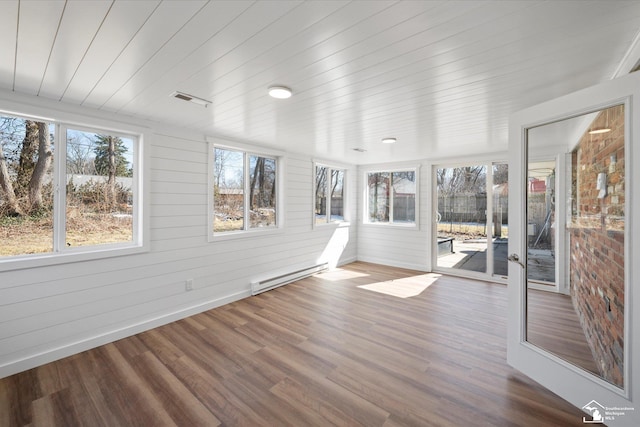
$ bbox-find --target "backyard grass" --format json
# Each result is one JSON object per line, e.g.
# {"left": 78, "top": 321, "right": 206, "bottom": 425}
{"left": 213, "top": 209, "right": 275, "bottom": 232}
{"left": 3, "top": 217, "right": 505, "bottom": 256}
{"left": 437, "top": 222, "right": 509, "bottom": 239}
{"left": 213, "top": 218, "right": 243, "bottom": 232}
{"left": 1, "top": 215, "right": 132, "bottom": 256}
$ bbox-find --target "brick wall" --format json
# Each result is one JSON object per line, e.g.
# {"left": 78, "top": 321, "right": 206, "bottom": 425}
{"left": 570, "top": 105, "right": 625, "bottom": 388}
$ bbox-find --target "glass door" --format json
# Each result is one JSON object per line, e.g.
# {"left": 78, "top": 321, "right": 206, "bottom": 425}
{"left": 508, "top": 72, "right": 639, "bottom": 425}
{"left": 526, "top": 159, "right": 557, "bottom": 287}
{"left": 435, "top": 165, "right": 488, "bottom": 275}
{"left": 492, "top": 163, "right": 509, "bottom": 278}
{"left": 434, "top": 163, "right": 508, "bottom": 280}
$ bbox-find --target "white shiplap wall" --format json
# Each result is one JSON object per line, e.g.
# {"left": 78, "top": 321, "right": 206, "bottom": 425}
{"left": 356, "top": 162, "right": 431, "bottom": 272}
{"left": 0, "top": 92, "right": 357, "bottom": 378}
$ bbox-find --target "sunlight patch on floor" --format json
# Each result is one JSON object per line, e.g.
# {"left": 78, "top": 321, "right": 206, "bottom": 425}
{"left": 357, "top": 274, "right": 441, "bottom": 298}
{"left": 317, "top": 269, "right": 370, "bottom": 282}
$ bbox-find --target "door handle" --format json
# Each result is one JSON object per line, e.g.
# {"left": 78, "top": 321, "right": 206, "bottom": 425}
{"left": 508, "top": 253, "right": 525, "bottom": 269}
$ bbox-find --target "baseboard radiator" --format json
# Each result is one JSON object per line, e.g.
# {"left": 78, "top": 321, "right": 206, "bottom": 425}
{"left": 251, "top": 263, "right": 328, "bottom": 295}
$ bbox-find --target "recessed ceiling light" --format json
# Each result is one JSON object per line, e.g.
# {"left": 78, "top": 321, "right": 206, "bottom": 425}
{"left": 268, "top": 85, "right": 292, "bottom": 99}
{"left": 381, "top": 137, "right": 397, "bottom": 144}
{"left": 589, "top": 109, "right": 611, "bottom": 134}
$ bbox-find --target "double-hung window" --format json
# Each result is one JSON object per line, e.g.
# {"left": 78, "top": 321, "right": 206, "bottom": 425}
{"left": 314, "top": 163, "right": 346, "bottom": 225}
{"left": 211, "top": 144, "right": 279, "bottom": 236}
{"left": 0, "top": 112, "right": 143, "bottom": 269}
{"left": 365, "top": 168, "right": 417, "bottom": 225}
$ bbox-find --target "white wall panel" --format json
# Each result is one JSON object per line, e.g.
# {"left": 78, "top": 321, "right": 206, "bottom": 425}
{"left": 0, "top": 95, "right": 356, "bottom": 378}
{"left": 356, "top": 163, "right": 430, "bottom": 271}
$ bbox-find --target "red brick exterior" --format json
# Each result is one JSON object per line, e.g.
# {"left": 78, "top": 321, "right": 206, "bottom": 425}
{"left": 570, "top": 105, "right": 625, "bottom": 388}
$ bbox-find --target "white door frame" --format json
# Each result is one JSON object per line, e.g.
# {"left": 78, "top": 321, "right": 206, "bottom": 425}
{"left": 524, "top": 154, "right": 564, "bottom": 294}
{"left": 431, "top": 160, "right": 508, "bottom": 283}
{"left": 507, "top": 72, "right": 639, "bottom": 426}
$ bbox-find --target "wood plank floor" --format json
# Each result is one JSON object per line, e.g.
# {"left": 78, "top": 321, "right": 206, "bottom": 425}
{"left": 0, "top": 262, "right": 589, "bottom": 426}
{"left": 527, "top": 289, "right": 600, "bottom": 377}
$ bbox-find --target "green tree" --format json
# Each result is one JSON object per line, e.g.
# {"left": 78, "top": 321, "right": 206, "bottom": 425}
{"left": 93, "top": 135, "right": 130, "bottom": 177}
{"left": 93, "top": 135, "right": 130, "bottom": 210}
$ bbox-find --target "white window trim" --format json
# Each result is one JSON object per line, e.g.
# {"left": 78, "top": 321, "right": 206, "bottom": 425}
{"left": 362, "top": 165, "right": 420, "bottom": 228}
{"left": 312, "top": 160, "right": 349, "bottom": 228}
{"left": 0, "top": 113, "right": 148, "bottom": 273}
{"left": 208, "top": 138, "right": 284, "bottom": 242}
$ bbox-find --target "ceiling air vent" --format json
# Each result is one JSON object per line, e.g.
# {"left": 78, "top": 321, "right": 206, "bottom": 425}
{"left": 171, "top": 91, "right": 211, "bottom": 107}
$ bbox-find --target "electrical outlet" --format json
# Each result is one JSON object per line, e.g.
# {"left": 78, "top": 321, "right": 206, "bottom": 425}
{"left": 185, "top": 279, "right": 193, "bottom": 291}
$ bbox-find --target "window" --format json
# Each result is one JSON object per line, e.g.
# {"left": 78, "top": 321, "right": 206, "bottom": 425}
{"left": 64, "top": 126, "right": 136, "bottom": 247}
{"left": 366, "top": 169, "right": 416, "bottom": 225}
{"left": 212, "top": 146, "right": 278, "bottom": 235}
{"left": 0, "top": 113, "right": 141, "bottom": 265}
{"left": 315, "top": 164, "right": 345, "bottom": 225}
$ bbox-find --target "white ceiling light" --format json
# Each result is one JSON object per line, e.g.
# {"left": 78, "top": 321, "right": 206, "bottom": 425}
{"left": 589, "top": 109, "right": 611, "bottom": 134}
{"left": 268, "top": 85, "right": 292, "bottom": 99}
{"left": 381, "top": 137, "right": 397, "bottom": 144}
{"left": 588, "top": 127, "right": 611, "bottom": 135}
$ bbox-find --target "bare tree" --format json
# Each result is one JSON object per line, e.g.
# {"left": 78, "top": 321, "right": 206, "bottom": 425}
{"left": 214, "top": 148, "right": 229, "bottom": 189}
{"left": 107, "top": 136, "right": 116, "bottom": 208}
{"left": 368, "top": 172, "right": 390, "bottom": 221}
{"left": 0, "top": 119, "right": 51, "bottom": 216}
{"left": 249, "top": 156, "right": 275, "bottom": 210}
{"left": 493, "top": 163, "right": 508, "bottom": 185}
{"left": 316, "top": 166, "right": 327, "bottom": 197}
{"left": 66, "top": 135, "right": 96, "bottom": 174}
{"left": 249, "top": 156, "right": 262, "bottom": 210}
{"left": 438, "top": 166, "right": 486, "bottom": 196}
{"left": 269, "top": 159, "right": 276, "bottom": 203}
{"left": 0, "top": 143, "right": 22, "bottom": 215}
{"left": 330, "top": 169, "right": 341, "bottom": 196}
{"left": 16, "top": 121, "right": 39, "bottom": 198}
{"left": 28, "top": 122, "right": 53, "bottom": 210}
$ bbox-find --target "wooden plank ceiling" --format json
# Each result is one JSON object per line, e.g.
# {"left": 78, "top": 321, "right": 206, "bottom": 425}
{"left": 1, "top": 0, "right": 639, "bottom": 164}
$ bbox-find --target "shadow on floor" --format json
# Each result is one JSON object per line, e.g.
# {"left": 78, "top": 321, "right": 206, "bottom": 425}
{"left": 436, "top": 238, "right": 555, "bottom": 282}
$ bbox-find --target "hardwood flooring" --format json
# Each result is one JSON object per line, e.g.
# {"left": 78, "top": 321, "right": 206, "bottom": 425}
{"left": 0, "top": 262, "right": 589, "bottom": 426}
{"left": 527, "top": 288, "right": 600, "bottom": 377}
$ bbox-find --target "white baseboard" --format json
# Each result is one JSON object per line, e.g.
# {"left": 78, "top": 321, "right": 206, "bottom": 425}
{"left": 337, "top": 256, "right": 357, "bottom": 267}
{"left": 0, "top": 289, "right": 251, "bottom": 379}
{"left": 0, "top": 256, "right": 409, "bottom": 379}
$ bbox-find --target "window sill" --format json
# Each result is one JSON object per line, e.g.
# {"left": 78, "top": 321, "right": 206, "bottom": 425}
{"left": 361, "top": 222, "right": 418, "bottom": 229}
{"left": 0, "top": 243, "right": 147, "bottom": 273}
{"left": 313, "top": 221, "right": 351, "bottom": 229}
{"left": 209, "top": 226, "right": 284, "bottom": 242}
